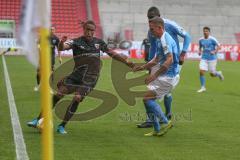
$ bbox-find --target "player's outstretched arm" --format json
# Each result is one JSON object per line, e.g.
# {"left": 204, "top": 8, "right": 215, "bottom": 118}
{"left": 58, "top": 36, "right": 71, "bottom": 51}
{"left": 145, "top": 54, "right": 173, "bottom": 84}
{"left": 133, "top": 55, "right": 158, "bottom": 72}
{"left": 107, "top": 50, "right": 135, "bottom": 68}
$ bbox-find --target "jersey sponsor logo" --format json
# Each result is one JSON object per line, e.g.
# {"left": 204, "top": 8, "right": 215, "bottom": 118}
{"left": 95, "top": 44, "right": 100, "bottom": 49}
{"left": 163, "top": 45, "right": 169, "bottom": 54}
{"left": 163, "top": 46, "right": 168, "bottom": 51}
{"left": 79, "top": 45, "right": 85, "bottom": 49}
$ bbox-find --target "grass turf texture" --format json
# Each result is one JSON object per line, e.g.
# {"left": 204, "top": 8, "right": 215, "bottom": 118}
{"left": 1, "top": 55, "right": 240, "bottom": 160}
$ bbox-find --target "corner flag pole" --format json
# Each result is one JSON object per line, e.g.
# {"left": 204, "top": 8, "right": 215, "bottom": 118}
{"left": 19, "top": 0, "right": 53, "bottom": 159}
{"left": 39, "top": 28, "right": 53, "bottom": 160}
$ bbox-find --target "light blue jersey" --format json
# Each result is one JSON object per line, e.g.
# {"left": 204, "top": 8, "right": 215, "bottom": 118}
{"left": 155, "top": 32, "right": 179, "bottom": 77}
{"left": 148, "top": 18, "right": 191, "bottom": 61}
{"left": 199, "top": 36, "right": 220, "bottom": 61}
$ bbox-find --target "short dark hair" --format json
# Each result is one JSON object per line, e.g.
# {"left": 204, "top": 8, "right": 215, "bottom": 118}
{"left": 83, "top": 20, "right": 96, "bottom": 28}
{"left": 149, "top": 16, "right": 164, "bottom": 28}
{"left": 147, "top": 6, "right": 160, "bottom": 19}
{"left": 203, "top": 26, "right": 210, "bottom": 32}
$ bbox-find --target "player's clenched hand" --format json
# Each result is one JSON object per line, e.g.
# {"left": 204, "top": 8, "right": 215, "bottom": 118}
{"left": 133, "top": 65, "right": 144, "bottom": 72}
{"left": 145, "top": 75, "right": 157, "bottom": 84}
{"left": 126, "top": 61, "right": 135, "bottom": 68}
{"left": 74, "top": 93, "right": 82, "bottom": 102}
{"left": 179, "top": 52, "right": 185, "bottom": 65}
{"left": 61, "top": 36, "right": 67, "bottom": 42}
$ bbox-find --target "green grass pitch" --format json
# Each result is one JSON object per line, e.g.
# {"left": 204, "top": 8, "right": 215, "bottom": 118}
{"left": 1, "top": 56, "right": 240, "bottom": 160}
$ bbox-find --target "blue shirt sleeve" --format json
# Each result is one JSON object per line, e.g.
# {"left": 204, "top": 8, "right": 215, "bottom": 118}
{"left": 161, "top": 33, "right": 173, "bottom": 55}
{"left": 174, "top": 26, "right": 191, "bottom": 53}
{"left": 211, "top": 37, "right": 220, "bottom": 47}
{"left": 182, "top": 32, "right": 191, "bottom": 53}
{"left": 168, "top": 20, "right": 191, "bottom": 53}
{"left": 156, "top": 35, "right": 175, "bottom": 68}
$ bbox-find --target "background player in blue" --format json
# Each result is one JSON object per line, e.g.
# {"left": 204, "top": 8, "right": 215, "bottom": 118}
{"left": 137, "top": 6, "right": 191, "bottom": 128}
{"left": 133, "top": 17, "right": 179, "bottom": 136}
{"left": 197, "top": 26, "right": 224, "bottom": 93}
{"left": 147, "top": 7, "right": 191, "bottom": 70}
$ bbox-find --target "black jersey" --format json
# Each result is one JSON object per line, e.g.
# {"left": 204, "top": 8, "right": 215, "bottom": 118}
{"left": 142, "top": 38, "right": 150, "bottom": 61}
{"left": 66, "top": 36, "right": 109, "bottom": 57}
{"left": 50, "top": 34, "right": 60, "bottom": 65}
{"left": 64, "top": 36, "right": 109, "bottom": 90}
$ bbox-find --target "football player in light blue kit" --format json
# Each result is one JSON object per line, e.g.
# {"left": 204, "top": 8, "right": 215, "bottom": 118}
{"left": 197, "top": 26, "right": 224, "bottom": 93}
{"left": 137, "top": 7, "right": 191, "bottom": 128}
{"left": 134, "top": 17, "right": 179, "bottom": 136}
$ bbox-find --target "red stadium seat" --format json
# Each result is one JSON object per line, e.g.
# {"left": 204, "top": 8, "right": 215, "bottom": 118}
{"left": 0, "top": 0, "right": 103, "bottom": 39}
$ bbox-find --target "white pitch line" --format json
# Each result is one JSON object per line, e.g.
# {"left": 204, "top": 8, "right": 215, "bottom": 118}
{"left": 2, "top": 56, "right": 29, "bottom": 160}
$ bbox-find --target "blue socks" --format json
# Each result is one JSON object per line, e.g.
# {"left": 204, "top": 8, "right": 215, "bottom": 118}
{"left": 200, "top": 75, "right": 205, "bottom": 87}
{"left": 164, "top": 94, "right": 172, "bottom": 118}
{"left": 144, "top": 99, "right": 168, "bottom": 132}
{"left": 144, "top": 104, "right": 152, "bottom": 123}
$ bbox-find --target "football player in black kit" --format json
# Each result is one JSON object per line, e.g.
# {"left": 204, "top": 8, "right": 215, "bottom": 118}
{"left": 141, "top": 38, "right": 151, "bottom": 62}
{"left": 27, "top": 20, "right": 134, "bottom": 134}
{"left": 34, "top": 26, "right": 62, "bottom": 91}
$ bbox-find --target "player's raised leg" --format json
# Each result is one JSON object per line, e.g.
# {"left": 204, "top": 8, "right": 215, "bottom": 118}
{"left": 209, "top": 60, "right": 224, "bottom": 81}
{"left": 27, "top": 84, "right": 66, "bottom": 128}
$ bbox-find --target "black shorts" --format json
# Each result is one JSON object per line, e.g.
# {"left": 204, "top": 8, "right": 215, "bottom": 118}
{"left": 57, "top": 71, "right": 99, "bottom": 97}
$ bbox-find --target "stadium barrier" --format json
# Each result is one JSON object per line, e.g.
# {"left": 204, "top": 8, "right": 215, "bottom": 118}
{"left": 1, "top": 38, "right": 240, "bottom": 61}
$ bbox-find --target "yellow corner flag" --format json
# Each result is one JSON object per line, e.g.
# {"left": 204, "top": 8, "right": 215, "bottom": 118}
{"left": 18, "top": 0, "right": 53, "bottom": 160}
{"left": 39, "top": 28, "right": 53, "bottom": 160}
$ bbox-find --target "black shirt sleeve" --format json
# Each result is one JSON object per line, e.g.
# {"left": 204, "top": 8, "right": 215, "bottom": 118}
{"left": 99, "top": 39, "right": 109, "bottom": 52}
{"left": 55, "top": 37, "right": 60, "bottom": 47}
{"left": 65, "top": 39, "right": 75, "bottom": 48}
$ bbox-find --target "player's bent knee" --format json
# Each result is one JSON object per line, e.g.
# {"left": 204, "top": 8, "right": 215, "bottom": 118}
{"left": 143, "top": 96, "right": 155, "bottom": 103}
{"left": 210, "top": 72, "right": 216, "bottom": 77}
{"left": 56, "top": 92, "right": 64, "bottom": 98}
{"left": 165, "top": 93, "right": 172, "bottom": 98}
{"left": 200, "top": 70, "right": 205, "bottom": 75}
{"left": 143, "top": 97, "right": 151, "bottom": 103}
{"left": 74, "top": 94, "right": 83, "bottom": 102}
